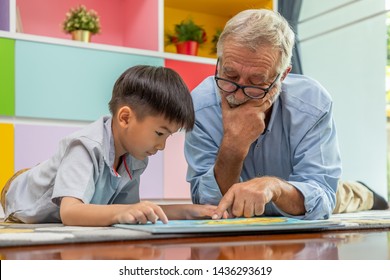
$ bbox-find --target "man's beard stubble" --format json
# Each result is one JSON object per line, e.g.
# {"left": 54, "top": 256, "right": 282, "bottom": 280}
{"left": 224, "top": 84, "right": 281, "bottom": 108}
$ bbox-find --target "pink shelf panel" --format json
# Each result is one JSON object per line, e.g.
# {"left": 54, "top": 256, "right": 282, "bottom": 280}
{"left": 16, "top": 0, "right": 159, "bottom": 50}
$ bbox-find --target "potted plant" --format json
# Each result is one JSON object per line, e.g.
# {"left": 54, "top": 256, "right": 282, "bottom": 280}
{"left": 166, "top": 18, "right": 207, "bottom": 56}
{"left": 62, "top": 5, "right": 101, "bottom": 42}
{"left": 211, "top": 28, "right": 222, "bottom": 54}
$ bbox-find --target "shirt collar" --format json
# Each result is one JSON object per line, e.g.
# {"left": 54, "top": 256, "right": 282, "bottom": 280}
{"left": 265, "top": 95, "right": 280, "bottom": 133}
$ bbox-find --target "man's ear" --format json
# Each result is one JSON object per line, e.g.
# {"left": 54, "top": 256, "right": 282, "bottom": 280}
{"left": 116, "top": 106, "right": 134, "bottom": 127}
{"left": 280, "top": 66, "right": 292, "bottom": 82}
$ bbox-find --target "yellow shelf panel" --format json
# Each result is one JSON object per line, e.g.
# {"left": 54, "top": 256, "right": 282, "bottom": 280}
{"left": 0, "top": 123, "right": 14, "bottom": 193}
{"left": 164, "top": 0, "right": 273, "bottom": 58}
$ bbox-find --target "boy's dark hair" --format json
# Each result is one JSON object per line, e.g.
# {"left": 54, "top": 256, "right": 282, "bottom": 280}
{"left": 109, "top": 65, "right": 194, "bottom": 131}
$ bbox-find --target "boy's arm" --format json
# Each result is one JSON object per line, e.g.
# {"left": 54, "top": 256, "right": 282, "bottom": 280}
{"left": 60, "top": 197, "right": 168, "bottom": 226}
{"left": 160, "top": 204, "right": 228, "bottom": 220}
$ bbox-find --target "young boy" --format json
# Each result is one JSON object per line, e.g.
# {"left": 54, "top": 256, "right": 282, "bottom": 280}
{"left": 1, "top": 65, "right": 223, "bottom": 226}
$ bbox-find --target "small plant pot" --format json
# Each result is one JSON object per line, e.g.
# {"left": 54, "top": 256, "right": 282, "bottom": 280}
{"left": 71, "top": 30, "right": 92, "bottom": 42}
{"left": 175, "top": 41, "right": 199, "bottom": 56}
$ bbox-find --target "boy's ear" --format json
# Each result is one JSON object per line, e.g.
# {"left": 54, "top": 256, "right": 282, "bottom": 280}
{"left": 117, "top": 106, "right": 134, "bottom": 127}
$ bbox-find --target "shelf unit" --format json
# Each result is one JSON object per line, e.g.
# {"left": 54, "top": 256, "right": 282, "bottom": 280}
{"left": 0, "top": 0, "right": 273, "bottom": 200}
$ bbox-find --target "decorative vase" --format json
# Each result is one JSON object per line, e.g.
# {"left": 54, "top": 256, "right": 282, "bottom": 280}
{"left": 71, "top": 30, "right": 92, "bottom": 42}
{"left": 175, "top": 41, "right": 199, "bottom": 56}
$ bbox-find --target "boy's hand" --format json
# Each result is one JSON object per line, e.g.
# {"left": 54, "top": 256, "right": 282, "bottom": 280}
{"left": 116, "top": 201, "right": 168, "bottom": 224}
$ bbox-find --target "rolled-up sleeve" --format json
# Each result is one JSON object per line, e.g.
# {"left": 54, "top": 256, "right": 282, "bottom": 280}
{"left": 286, "top": 103, "right": 341, "bottom": 220}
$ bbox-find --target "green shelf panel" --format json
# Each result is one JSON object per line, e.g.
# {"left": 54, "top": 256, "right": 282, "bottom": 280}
{"left": 0, "top": 38, "right": 15, "bottom": 116}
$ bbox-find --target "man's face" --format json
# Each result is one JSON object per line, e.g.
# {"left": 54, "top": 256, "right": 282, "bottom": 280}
{"left": 217, "top": 44, "right": 282, "bottom": 108}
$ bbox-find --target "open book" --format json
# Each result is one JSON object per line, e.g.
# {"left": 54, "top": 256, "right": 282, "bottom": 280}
{"left": 114, "top": 216, "right": 342, "bottom": 234}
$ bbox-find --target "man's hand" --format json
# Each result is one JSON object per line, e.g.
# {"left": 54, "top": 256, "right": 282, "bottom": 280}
{"left": 212, "top": 177, "right": 305, "bottom": 219}
{"left": 212, "top": 177, "right": 275, "bottom": 219}
{"left": 220, "top": 93, "right": 272, "bottom": 151}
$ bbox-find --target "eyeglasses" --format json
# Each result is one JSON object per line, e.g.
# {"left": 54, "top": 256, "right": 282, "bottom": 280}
{"left": 214, "top": 58, "right": 280, "bottom": 99}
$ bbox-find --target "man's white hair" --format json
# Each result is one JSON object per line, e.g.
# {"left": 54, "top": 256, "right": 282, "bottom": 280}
{"left": 217, "top": 9, "right": 295, "bottom": 73}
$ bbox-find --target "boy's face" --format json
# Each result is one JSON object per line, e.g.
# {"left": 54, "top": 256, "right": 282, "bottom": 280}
{"left": 119, "top": 111, "right": 181, "bottom": 160}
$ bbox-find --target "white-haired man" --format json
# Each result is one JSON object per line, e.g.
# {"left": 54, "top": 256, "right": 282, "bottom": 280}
{"left": 185, "top": 9, "right": 388, "bottom": 220}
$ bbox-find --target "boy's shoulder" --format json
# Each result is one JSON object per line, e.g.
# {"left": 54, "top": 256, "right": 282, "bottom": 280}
{"left": 70, "top": 115, "right": 109, "bottom": 138}
{"left": 61, "top": 115, "right": 112, "bottom": 152}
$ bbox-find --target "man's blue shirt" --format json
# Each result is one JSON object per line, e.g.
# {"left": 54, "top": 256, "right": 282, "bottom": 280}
{"left": 185, "top": 74, "right": 342, "bottom": 220}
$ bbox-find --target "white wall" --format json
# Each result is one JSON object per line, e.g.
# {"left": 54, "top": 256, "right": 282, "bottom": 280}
{"left": 299, "top": 0, "right": 388, "bottom": 198}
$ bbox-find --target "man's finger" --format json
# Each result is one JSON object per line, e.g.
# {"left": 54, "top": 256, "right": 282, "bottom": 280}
{"left": 152, "top": 205, "right": 169, "bottom": 224}
{"left": 231, "top": 198, "right": 245, "bottom": 217}
{"left": 212, "top": 190, "right": 235, "bottom": 219}
{"left": 254, "top": 202, "right": 265, "bottom": 216}
{"left": 220, "top": 93, "right": 231, "bottom": 111}
{"left": 243, "top": 98, "right": 270, "bottom": 111}
{"left": 243, "top": 200, "right": 255, "bottom": 218}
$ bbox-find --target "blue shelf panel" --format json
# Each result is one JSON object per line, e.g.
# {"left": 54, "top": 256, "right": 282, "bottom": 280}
{"left": 15, "top": 40, "right": 164, "bottom": 121}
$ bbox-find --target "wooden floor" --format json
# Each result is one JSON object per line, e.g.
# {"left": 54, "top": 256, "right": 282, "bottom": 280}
{"left": 1, "top": 228, "right": 389, "bottom": 260}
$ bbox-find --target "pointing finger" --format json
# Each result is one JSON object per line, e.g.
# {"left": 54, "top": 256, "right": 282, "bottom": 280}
{"left": 212, "top": 189, "right": 235, "bottom": 219}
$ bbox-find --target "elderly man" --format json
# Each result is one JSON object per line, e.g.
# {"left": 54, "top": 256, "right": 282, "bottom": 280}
{"left": 185, "top": 9, "right": 388, "bottom": 220}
